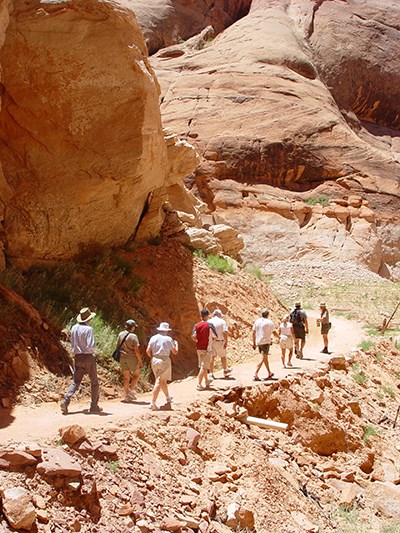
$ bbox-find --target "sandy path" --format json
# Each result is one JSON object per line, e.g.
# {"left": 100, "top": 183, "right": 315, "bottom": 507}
{"left": 0, "top": 312, "right": 364, "bottom": 445}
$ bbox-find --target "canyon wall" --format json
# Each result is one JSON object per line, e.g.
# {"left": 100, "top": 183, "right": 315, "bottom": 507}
{"left": 145, "top": 0, "right": 400, "bottom": 278}
{"left": 0, "top": 0, "right": 197, "bottom": 269}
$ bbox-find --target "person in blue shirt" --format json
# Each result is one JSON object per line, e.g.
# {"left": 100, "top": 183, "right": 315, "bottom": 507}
{"left": 60, "top": 307, "right": 102, "bottom": 415}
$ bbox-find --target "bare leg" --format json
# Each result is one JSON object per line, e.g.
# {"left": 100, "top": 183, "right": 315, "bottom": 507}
{"left": 221, "top": 356, "right": 228, "bottom": 371}
{"left": 160, "top": 379, "right": 169, "bottom": 399}
{"left": 123, "top": 370, "right": 130, "bottom": 396}
{"left": 254, "top": 356, "right": 264, "bottom": 378}
{"left": 210, "top": 356, "right": 215, "bottom": 375}
{"left": 322, "top": 333, "right": 329, "bottom": 350}
{"left": 300, "top": 339, "right": 306, "bottom": 357}
{"left": 129, "top": 370, "right": 140, "bottom": 393}
{"left": 262, "top": 353, "right": 273, "bottom": 377}
{"left": 281, "top": 347, "right": 286, "bottom": 368}
{"left": 152, "top": 377, "right": 162, "bottom": 404}
{"left": 287, "top": 348, "right": 293, "bottom": 366}
{"left": 197, "top": 368, "right": 209, "bottom": 387}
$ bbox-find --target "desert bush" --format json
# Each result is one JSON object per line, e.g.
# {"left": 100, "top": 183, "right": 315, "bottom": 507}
{"left": 245, "top": 265, "right": 267, "bottom": 281}
{"left": 381, "top": 384, "right": 396, "bottom": 399}
{"left": 362, "top": 425, "right": 378, "bottom": 442}
{"left": 358, "top": 339, "right": 374, "bottom": 351}
{"left": 306, "top": 194, "right": 330, "bottom": 207}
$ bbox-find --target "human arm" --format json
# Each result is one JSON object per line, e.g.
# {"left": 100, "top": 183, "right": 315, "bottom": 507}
{"left": 223, "top": 330, "right": 228, "bottom": 349}
{"left": 171, "top": 339, "right": 178, "bottom": 356}
{"left": 191, "top": 326, "right": 197, "bottom": 343}
{"left": 134, "top": 344, "right": 142, "bottom": 366}
{"left": 252, "top": 329, "right": 256, "bottom": 349}
{"left": 304, "top": 317, "right": 309, "bottom": 334}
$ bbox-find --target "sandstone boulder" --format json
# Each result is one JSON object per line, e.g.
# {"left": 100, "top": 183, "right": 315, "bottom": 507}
{"left": 1, "top": 486, "right": 36, "bottom": 531}
{"left": 59, "top": 425, "right": 86, "bottom": 447}
{"left": 0, "top": 0, "right": 197, "bottom": 268}
{"left": 37, "top": 448, "right": 82, "bottom": 478}
{"left": 185, "top": 227, "right": 221, "bottom": 255}
{"left": 210, "top": 224, "right": 244, "bottom": 259}
{"left": 366, "top": 481, "right": 400, "bottom": 521}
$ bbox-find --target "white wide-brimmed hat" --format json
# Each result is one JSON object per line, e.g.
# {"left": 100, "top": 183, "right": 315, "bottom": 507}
{"left": 157, "top": 322, "right": 172, "bottom": 332}
{"left": 213, "top": 309, "right": 222, "bottom": 316}
{"left": 77, "top": 307, "right": 96, "bottom": 323}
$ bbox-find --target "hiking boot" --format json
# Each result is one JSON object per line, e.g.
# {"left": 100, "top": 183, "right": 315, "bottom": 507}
{"left": 321, "top": 347, "right": 329, "bottom": 354}
{"left": 127, "top": 390, "right": 137, "bottom": 400}
{"left": 60, "top": 400, "right": 68, "bottom": 415}
{"left": 89, "top": 405, "right": 103, "bottom": 414}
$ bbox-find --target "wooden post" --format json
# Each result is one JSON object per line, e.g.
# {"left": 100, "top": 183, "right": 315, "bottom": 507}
{"left": 382, "top": 301, "right": 400, "bottom": 334}
{"left": 242, "top": 416, "right": 288, "bottom": 432}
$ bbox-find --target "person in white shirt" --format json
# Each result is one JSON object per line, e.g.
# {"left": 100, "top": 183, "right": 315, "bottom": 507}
{"left": 279, "top": 314, "right": 294, "bottom": 368}
{"left": 146, "top": 322, "right": 178, "bottom": 410}
{"left": 252, "top": 308, "right": 275, "bottom": 381}
{"left": 208, "top": 309, "right": 232, "bottom": 379}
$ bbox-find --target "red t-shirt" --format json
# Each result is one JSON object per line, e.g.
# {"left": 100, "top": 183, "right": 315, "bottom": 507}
{"left": 194, "top": 321, "right": 212, "bottom": 350}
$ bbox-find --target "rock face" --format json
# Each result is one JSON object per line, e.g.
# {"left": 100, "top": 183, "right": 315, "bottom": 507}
{"left": 0, "top": 0, "right": 197, "bottom": 268}
{"left": 147, "top": 0, "right": 400, "bottom": 276}
{"left": 127, "top": 0, "right": 252, "bottom": 54}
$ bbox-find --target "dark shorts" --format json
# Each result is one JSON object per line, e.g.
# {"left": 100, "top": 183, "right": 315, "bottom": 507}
{"left": 293, "top": 324, "right": 306, "bottom": 340}
{"left": 258, "top": 344, "right": 270, "bottom": 355}
{"left": 321, "top": 323, "right": 331, "bottom": 335}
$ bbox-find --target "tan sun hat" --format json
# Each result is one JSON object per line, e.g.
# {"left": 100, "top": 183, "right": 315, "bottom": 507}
{"left": 319, "top": 302, "right": 326, "bottom": 307}
{"left": 77, "top": 307, "right": 96, "bottom": 323}
{"left": 157, "top": 322, "right": 172, "bottom": 332}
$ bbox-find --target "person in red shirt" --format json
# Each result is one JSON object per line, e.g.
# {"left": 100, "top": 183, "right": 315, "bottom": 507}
{"left": 192, "top": 308, "right": 216, "bottom": 390}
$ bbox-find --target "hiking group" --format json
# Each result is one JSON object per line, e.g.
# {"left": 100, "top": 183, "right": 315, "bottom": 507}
{"left": 60, "top": 302, "right": 331, "bottom": 414}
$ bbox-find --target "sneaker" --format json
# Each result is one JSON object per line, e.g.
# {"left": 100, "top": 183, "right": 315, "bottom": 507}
{"left": 321, "top": 348, "right": 329, "bottom": 354}
{"left": 165, "top": 396, "right": 173, "bottom": 404}
{"left": 60, "top": 400, "right": 68, "bottom": 415}
{"left": 89, "top": 405, "right": 103, "bottom": 414}
{"left": 149, "top": 403, "right": 158, "bottom": 411}
{"left": 209, "top": 374, "right": 215, "bottom": 382}
{"left": 224, "top": 367, "right": 232, "bottom": 376}
{"left": 196, "top": 384, "right": 206, "bottom": 391}
{"left": 127, "top": 391, "right": 137, "bottom": 400}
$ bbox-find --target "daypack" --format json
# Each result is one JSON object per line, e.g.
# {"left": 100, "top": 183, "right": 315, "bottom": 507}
{"left": 290, "top": 309, "right": 304, "bottom": 325}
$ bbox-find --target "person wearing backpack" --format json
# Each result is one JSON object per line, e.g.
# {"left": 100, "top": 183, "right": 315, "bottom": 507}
{"left": 290, "top": 302, "right": 309, "bottom": 359}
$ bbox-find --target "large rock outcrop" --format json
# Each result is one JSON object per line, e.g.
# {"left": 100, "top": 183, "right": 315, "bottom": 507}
{"left": 0, "top": 0, "right": 198, "bottom": 268}
{"left": 144, "top": 0, "right": 400, "bottom": 276}
{"left": 124, "top": 0, "right": 251, "bottom": 55}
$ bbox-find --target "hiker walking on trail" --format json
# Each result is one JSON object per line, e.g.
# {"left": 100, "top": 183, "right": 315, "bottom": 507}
{"left": 208, "top": 309, "right": 232, "bottom": 380}
{"left": 252, "top": 308, "right": 275, "bottom": 381}
{"left": 279, "top": 314, "right": 294, "bottom": 368}
{"left": 146, "top": 322, "right": 178, "bottom": 411}
{"left": 192, "top": 308, "right": 217, "bottom": 390}
{"left": 116, "top": 319, "right": 142, "bottom": 402}
{"left": 60, "top": 307, "right": 102, "bottom": 415}
{"left": 290, "top": 302, "right": 309, "bottom": 359}
{"left": 317, "top": 303, "right": 331, "bottom": 354}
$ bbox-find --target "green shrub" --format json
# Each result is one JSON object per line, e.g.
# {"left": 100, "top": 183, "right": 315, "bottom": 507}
{"left": 353, "top": 371, "right": 367, "bottom": 385}
{"left": 358, "top": 339, "right": 374, "bottom": 351}
{"left": 362, "top": 425, "right": 378, "bottom": 442}
{"left": 306, "top": 194, "right": 330, "bottom": 207}
{"left": 374, "top": 352, "right": 383, "bottom": 362}
{"left": 245, "top": 266, "right": 266, "bottom": 281}
{"left": 205, "top": 254, "right": 235, "bottom": 274}
{"left": 107, "top": 460, "right": 119, "bottom": 473}
{"left": 381, "top": 384, "right": 396, "bottom": 399}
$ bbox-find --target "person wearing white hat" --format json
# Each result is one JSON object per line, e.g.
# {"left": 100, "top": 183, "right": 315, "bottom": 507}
{"left": 60, "top": 307, "right": 102, "bottom": 414}
{"left": 116, "top": 319, "right": 142, "bottom": 402}
{"left": 208, "top": 309, "right": 232, "bottom": 379}
{"left": 146, "top": 322, "right": 178, "bottom": 411}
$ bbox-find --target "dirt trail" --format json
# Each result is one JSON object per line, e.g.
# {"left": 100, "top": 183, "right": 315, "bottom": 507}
{"left": 0, "top": 312, "right": 364, "bottom": 445}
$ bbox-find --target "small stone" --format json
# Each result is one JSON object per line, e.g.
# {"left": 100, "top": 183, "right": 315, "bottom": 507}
{"left": 186, "top": 410, "right": 201, "bottom": 421}
{"left": 59, "top": 425, "right": 86, "bottom": 446}
{"left": 340, "top": 483, "right": 358, "bottom": 506}
{"left": 32, "top": 494, "right": 47, "bottom": 509}
{"left": 137, "top": 519, "right": 152, "bottom": 532}
{"left": 291, "top": 511, "right": 319, "bottom": 532}
{"left": 24, "top": 442, "right": 42, "bottom": 458}
{"left": 186, "top": 428, "right": 201, "bottom": 450}
{"left": 180, "top": 495, "right": 194, "bottom": 506}
{"left": 328, "top": 355, "right": 347, "bottom": 371}
{"left": 118, "top": 504, "right": 134, "bottom": 516}
{"left": 37, "top": 448, "right": 82, "bottom": 477}
{"left": 348, "top": 400, "right": 361, "bottom": 416}
{"left": 1, "top": 450, "right": 37, "bottom": 467}
{"left": 340, "top": 471, "right": 356, "bottom": 483}
{"left": 36, "top": 509, "right": 49, "bottom": 523}
{"left": 160, "top": 517, "right": 185, "bottom": 531}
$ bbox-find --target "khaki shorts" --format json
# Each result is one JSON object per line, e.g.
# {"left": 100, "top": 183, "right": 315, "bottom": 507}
{"left": 151, "top": 357, "right": 172, "bottom": 381}
{"left": 120, "top": 355, "right": 139, "bottom": 373}
{"left": 197, "top": 350, "right": 212, "bottom": 370}
{"left": 280, "top": 335, "right": 293, "bottom": 349}
{"left": 321, "top": 323, "right": 331, "bottom": 335}
{"left": 258, "top": 344, "right": 270, "bottom": 355}
{"left": 212, "top": 341, "right": 227, "bottom": 359}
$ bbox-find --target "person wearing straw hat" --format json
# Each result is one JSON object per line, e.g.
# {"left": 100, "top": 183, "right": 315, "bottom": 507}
{"left": 317, "top": 302, "right": 331, "bottom": 354}
{"left": 146, "top": 322, "right": 178, "bottom": 411}
{"left": 60, "top": 307, "right": 102, "bottom": 415}
{"left": 116, "top": 319, "right": 142, "bottom": 402}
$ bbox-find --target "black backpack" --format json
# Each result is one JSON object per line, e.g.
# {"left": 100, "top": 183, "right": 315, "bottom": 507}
{"left": 290, "top": 309, "right": 303, "bottom": 325}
